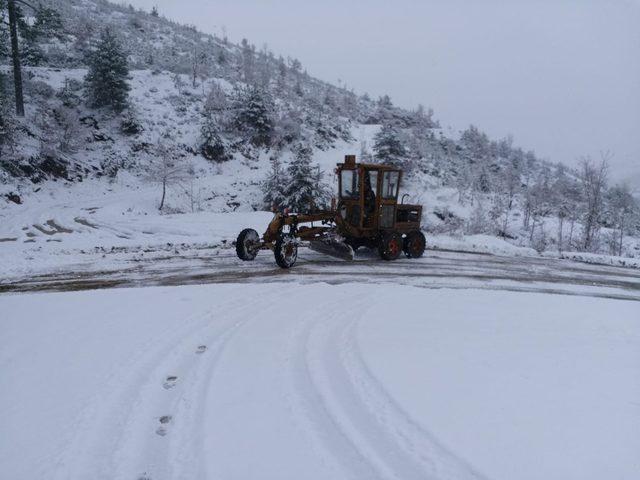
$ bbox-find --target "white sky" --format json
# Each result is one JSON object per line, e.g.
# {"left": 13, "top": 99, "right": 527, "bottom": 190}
{"left": 128, "top": 0, "right": 640, "bottom": 184}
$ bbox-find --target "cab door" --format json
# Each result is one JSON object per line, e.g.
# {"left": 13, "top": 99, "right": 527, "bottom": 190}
{"left": 338, "top": 167, "right": 362, "bottom": 228}
{"left": 378, "top": 170, "right": 401, "bottom": 230}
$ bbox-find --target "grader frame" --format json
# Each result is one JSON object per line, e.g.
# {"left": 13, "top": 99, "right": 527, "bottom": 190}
{"left": 236, "top": 155, "right": 425, "bottom": 268}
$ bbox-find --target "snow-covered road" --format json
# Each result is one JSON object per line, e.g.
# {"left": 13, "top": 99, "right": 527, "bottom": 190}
{"left": 1, "top": 281, "right": 639, "bottom": 480}
{"left": 2, "top": 248, "right": 640, "bottom": 301}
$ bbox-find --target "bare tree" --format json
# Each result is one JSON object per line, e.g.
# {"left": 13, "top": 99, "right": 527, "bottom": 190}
{"left": 551, "top": 164, "right": 581, "bottom": 252}
{"left": 579, "top": 154, "right": 609, "bottom": 251}
{"left": 144, "top": 138, "right": 193, "bottom": 211}
{"left": 190, "top": 45, "right": 209, "bottom": 88}
{"left": 607, "top": 183, "right": 637, "bottom": 256}
{"left": 492, "top": 162, "right": 520, "bottom": 237}
{"left": 54, "top": 106, "right": 81, "bottom": 153}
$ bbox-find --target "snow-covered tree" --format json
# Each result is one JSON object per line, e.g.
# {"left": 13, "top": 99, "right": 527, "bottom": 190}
{"left": 579, "top": 155, "right": 609, "bottom": 251}
{"left": 144, "top": 137, "right": 193, "bottom": 211}
{"left": 230, "top": 84, "right": 274, "bottom": 148}
{"left": 491, "top": 161, "right": 521, "bottom": 237}
{"left": 373, "top": 123, "right": 406, "bottom": 167}
{"left": 551, "top": 164, "right": 581, "bottom": 251}
{"left": 32, "top": 7, "right": 64, "bottom": 41}
{"left": 0, "top": 99, "right": 18, "bottom": 159}
{"left": 200, "top": 84, "right": 231, "bottom": 161}
{"left": 84, "top": 27, "right": 130, "bottom": 112}
{"left": 262, "top": 155, "right": 287, "bottom": 211}
{"left": 282, "top": 143, "right": 330, "bottom": 213}
{"left": 606, "top": 183, "right": 637, "bottom": 256}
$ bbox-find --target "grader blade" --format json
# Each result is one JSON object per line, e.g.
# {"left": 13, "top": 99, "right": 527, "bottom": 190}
{"left": 309, "top": 238, "right": 354, "bottom": 261}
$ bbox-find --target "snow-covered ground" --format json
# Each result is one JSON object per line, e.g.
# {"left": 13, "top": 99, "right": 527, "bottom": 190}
{"left": 1, "top": 283, "right": 639, "bottom": 480}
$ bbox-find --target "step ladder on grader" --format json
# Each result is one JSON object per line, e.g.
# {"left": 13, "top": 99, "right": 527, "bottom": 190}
{"left": 235, "top": 155, "right": 426, "bottom": 268}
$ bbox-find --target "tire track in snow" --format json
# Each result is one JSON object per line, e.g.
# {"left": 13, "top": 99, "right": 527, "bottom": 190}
{"left": 283, "top": 298, "right": 382, "bottom": 479}
{"left": 297, "top": 303, "right": 488, "bottom": 480}
{"left": 340, "top": 315, "right": 489, "bottom": 480}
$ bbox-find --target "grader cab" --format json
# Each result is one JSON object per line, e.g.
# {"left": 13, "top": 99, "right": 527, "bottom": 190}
{"left": 236, "top": 155, "right": 425, "bottom": 268}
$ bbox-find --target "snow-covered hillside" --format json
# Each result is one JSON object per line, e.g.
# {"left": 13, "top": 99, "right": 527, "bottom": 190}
{"left": 2, "top": 0, "right": 638, "bottom": 260}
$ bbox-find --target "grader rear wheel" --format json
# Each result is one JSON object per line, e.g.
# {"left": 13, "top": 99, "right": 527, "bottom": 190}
{"left": 236, "top": 228, "right": 260, "bottom": 261}
{"left": 378, "top": 231, "right": 402, "bottom": 261}
{"left": 403, "top": 230, "right": 426, "bottom": 258}
{"left": 274, "top": 233, "right": 298, "bottom": 268}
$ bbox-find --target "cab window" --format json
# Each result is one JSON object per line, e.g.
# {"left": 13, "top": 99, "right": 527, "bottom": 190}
{"left": 382, "top": 171, "right": 400, "bottom": 199}
{"left": 340, "top": 169, "right": 359, "bottom": 199}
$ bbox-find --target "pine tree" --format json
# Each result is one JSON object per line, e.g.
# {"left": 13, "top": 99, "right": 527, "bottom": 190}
{"left": 200, "top": 114, "right": 229, "bottom": 162}
{"left": 85, "top": 28, "right": 130, "bottom": 112}
{"left": 230, "top": 84, "right": 274, "bottom": 148}
{"left": 282, "top": 144, "right": 330, "bottom": 213}
{"left": 373, "top": 123, "right": 406, "bottom": 167}
{"left": 262, "top": 156, "right": 287, "bottom": 211}
{"left": 0, "top": 99, "right": 18, "bottom": 159}
{"left": 32, "top": 7, "right": 64, "bottom": 41}
{"left": 200, "top": 84, "right": 230, "bottom": 161}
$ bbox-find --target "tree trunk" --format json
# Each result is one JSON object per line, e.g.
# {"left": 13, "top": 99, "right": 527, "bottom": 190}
{"left": 159, "top": 178, "right": 166, "bottom": 211}
{"left": 8, "top": 0, "right": 25, "bottom": 117}
{"left": 501, "top": 211, "right": 509, "bottom": 238}
{"left": 529, "top": 218, "right": 536, "bottom": 244}
{"left": 558, "top": 216, "right": 564, "bottom": 253}
{"left": 618, "top": 217, "right": 624, "bottom": 257}
{"left": 568, "top": 219, "right": 575, "bottom": 249}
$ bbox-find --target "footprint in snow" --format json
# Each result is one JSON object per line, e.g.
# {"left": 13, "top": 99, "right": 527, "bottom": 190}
{"left": 196, "top": 345, "right": 207, "bottom": 354}
{"left": 155, "top": 415, "right": 172, "bottom": 436}
{"left": 162, "top": 376, "right": 178, "bottom": 389}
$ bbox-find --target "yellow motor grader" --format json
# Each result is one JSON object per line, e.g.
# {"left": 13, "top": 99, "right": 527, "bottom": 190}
{"left": 235, "top": 155, "right": 425, "bottom": 268}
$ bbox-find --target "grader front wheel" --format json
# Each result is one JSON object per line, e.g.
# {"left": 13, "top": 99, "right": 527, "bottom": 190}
{"left": 274, "top": 233, "right": 298, "bottom": 268}
{"left": 236, "top": 228, "right": 260, "bottom": 261}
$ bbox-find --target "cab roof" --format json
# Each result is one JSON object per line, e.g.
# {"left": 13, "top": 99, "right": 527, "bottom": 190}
{"left": 336, "top": 162, "right": 401, "bottom": 171}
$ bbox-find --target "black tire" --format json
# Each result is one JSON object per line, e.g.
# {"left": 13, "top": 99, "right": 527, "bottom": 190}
{"left": 274, "top": 233, "right": 298, "bottom": 268}
{"left": 236, "top": 228, "right": 260, "bottom": 261}
{"left": 403, "top": 230, "right": 426, "bottom": 258}
{"left": 378, "top": 231, "right": 402, "bottom": 261}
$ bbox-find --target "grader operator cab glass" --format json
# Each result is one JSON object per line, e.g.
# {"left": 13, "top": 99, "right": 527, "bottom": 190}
{"left": 340, "top": 169, "right": 359, "bottom": 199}
{"left": 382, "top": 171, "right": 400, "bottom": 199}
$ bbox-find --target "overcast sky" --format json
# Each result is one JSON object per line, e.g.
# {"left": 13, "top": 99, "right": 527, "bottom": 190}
{"left": 129, "top": 0, "right": 640, "bottom": 184}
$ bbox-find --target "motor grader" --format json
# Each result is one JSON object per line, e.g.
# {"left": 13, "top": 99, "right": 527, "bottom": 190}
{"left": 235, "top": 155, "right": 425, "bottom": 268}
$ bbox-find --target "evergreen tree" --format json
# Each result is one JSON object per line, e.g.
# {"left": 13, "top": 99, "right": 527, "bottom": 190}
{"left": 282, "top": 143, "right": 330, "bottom": 213}
{"left": 200, "top": 84, "right": 231, "bottom": 161}
{"left": 262, "top": 156, "right": 287, "bottom": 210}
{"left": 0, "top": 99, "right": 18, "bottom": 159}
{"left": 230, "top": 84, "right": 274, "bottom": 148}
{"left": 373, "top": 123, "right": 406, "bottom": 167}
{"left": 200, "top": 114, "right": 229, "bottom": 162}
{"left": 0, "top": 2, "right": 10, "bottom": 61}
{"left": 32, "top": 7, "right": 64, "bottom": 41}
{"left": 84, "top": 28, "right": 130, "bottom": 112}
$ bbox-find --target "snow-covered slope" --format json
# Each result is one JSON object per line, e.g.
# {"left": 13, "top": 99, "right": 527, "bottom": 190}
{"left": 1, "top": 0, "right": 638, "bottom": 262}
